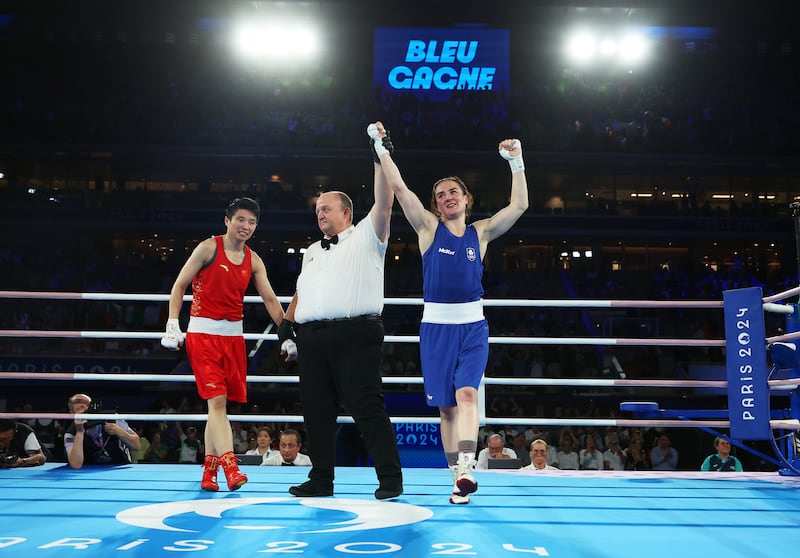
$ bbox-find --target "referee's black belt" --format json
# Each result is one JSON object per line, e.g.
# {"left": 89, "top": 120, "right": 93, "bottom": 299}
{"left": 301, "top": 314, "right": 382, "bottom": 329}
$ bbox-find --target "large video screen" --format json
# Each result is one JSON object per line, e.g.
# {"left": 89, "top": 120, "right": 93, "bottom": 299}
{"left": 373, "top": 27, "right": 510, "bottom": 102}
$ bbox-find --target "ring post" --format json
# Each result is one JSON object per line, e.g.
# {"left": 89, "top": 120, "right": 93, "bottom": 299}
{"left": 781, "top": 299, "right": 800, "bottom": 475}
{"left": 722, "top": 287, "right": 770, "bottom": 441}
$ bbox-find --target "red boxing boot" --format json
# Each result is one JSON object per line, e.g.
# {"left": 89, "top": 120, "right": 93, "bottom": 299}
{"left": 219, "top": 451, "right": 248, "bottom": 491}
{"left": 201, "top": 454, "right": 220, "bottom": 492}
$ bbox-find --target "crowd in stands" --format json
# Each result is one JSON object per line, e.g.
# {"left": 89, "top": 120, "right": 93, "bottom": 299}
{"left": 9, "top": 394, "right": 758, "bottom": 472}
{"left": 2, "top": 37, "right": 798, "bottom": 157}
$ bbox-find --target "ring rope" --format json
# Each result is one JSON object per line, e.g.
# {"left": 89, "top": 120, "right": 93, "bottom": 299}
{"left": 1, "top": 288, "right": 797, "bottom": 309}
{"left": 2, "top": 371, "right": 798, "bottom": 391}
{"left": 1, "top": 411, "right": 797, "bottom": 431}
{"left": 0, "top": 290, "right": 742, "bottom": 308}
{"left": 5, "top": 328, "right": 799, "bottom": 345}
{"left": 0, "top": 329, "right": 733, "bottom": 347}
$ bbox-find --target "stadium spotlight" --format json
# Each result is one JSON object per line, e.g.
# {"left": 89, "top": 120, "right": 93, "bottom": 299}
{"left": 565, "top": 30, "right": 596, "bottom": 65}
{"left": 232, "top": 20, "right": 320, "bottom": 64}
{"left": 564, "top": 27, "right": 650, "bottom": 70}
{"left": 618, "top": 32, "right": 648, "bottom": 66}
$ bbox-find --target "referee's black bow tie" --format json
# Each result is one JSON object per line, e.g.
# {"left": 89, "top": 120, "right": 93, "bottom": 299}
{"left": 321, "top": 235, "right": 338, "bottom": 250}
{"left": 281, "top": 462, "right": 295, "bottom": 466}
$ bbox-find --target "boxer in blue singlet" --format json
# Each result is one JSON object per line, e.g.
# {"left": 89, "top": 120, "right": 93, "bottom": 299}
{"left": 369, "top": 122, "right": 529, "bottom": 504}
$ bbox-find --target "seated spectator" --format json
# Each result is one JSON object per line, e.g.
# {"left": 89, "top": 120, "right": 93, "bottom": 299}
{"left": 579, "top": 434, "right": 604, "bottom": 470}
{"left": 245, "top": 427, "right": 275, "bottom": 465}
{"left": 178, "top": 426, "right": 204, "bottom": 464}
{"left": 64, "top": 393, "right": 140, "bottom": 468}
{"left": 263, "top": 429, "right": 311, "bottom": 466}
{"left": 232, "top": 423, "right": 250, "bottom": 454}
{"left": 510, "top": 432, "right": 531, "bottom": 467}
{"left": 523, "top": 439, "right": 558, "bottom": 471}
{"left": 625, "top": 437, "right": 650, "bottom": 471}
{"left": 650, "top": 432, "right": 678, "bottom": 471}
{"left": 0, "top": 418, "right": 46, "bottom": 467}
{"left": 476, "top": 433, "right": 517, "bottom": 469}
{"left": 603, "top": 434, "right": 625, "bottom": 471}
{"left": 144, "top": 431, "right": 171, "bottom": 463}
{"left": 700, "top": 437, "right": 743, "bottom": 472}
{"left": 477, "top": 424, "right": 496, "bottom": 450}
{"left": 553, "top": 435, "right": 579, "bottom": 470}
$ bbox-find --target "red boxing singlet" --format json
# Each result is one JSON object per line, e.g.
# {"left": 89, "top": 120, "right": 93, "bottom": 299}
{"left": 190, "top": 235, "right": 252, "bottom": 321}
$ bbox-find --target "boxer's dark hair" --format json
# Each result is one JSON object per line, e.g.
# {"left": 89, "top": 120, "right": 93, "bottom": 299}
{"left": 227, "top": 197, "right": 260, "bottom": 221}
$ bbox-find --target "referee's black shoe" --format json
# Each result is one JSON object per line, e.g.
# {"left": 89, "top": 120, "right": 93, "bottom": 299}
{"left": 288, "top": 480, "right": 334, "bottom": 497}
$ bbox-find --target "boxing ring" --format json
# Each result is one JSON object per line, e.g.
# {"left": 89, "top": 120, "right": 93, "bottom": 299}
{"left": 2, "top": 288, "right": 800, "bottom": 557}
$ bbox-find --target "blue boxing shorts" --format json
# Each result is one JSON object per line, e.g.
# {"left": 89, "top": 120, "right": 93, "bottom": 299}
{"left": 419, "top": 319, "right": 489, "bottom": 407}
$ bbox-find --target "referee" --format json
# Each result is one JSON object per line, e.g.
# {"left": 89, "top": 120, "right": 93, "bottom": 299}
{"left": 281, "top": 134, "right": 402, "bottom": 500}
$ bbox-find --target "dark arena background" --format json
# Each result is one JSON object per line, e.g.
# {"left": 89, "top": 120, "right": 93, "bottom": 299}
{"left": 2, "top": 1, "right": 800, "bottom": 557}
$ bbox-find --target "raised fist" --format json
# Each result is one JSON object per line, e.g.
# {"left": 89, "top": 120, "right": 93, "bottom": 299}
{"left": 498, "top": 139, "right": 524, "bottom": 173}
{"left": 368, "top": 122, "right": 394, "bottom": 162}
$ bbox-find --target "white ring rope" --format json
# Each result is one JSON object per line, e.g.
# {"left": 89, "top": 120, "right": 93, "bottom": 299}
{"left": 2, "top": 372, "right": 798, "bottom": 391}
{"left": 0, "top": 289, "right": 796, "bottom": 311}
{"left": 0, "top": 328, "right": 734, "bottom": 347}
{"left": 0, "top": 412, "right": 797, "bottom": 431}
{"left": 4, "top": 328, "right": 800, "bottom": 347}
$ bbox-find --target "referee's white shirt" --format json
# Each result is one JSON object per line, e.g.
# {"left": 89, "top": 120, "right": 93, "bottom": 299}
{"left": 294, "top": 218, "right": 387, "bottom": 323}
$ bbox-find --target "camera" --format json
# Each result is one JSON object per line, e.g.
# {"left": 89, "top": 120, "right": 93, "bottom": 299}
{"left": 1, "top": 454, "right": 18, "bottom": 464}
{"left": 87, "top": 401, "right": 104, "bottom": 413}
{"left": 84, "top": 400, "right": 107, "bottom": 428}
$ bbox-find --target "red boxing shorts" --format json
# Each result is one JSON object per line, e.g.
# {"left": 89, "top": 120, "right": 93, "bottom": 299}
{"left": 185, "top": 332, "right": 248, "bottom": 403}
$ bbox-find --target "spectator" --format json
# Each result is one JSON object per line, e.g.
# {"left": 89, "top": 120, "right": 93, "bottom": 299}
{"left": 553, "top": 435, "right": 579, "bottom": 470}
{"left": 579, "top": 434, "right": 604, "bottom": 470}
{"left": 263, "top": 429, "right": 311, "bottom": 466}
{"left": 144, "top": 431, "right": 171, "bottom": 463}
{"left": 0, "top": 418, "right": 46, "bottom": 468}
{"left": 178, "top": 426, "right": 204, "bottom": 464}
{"left": 245, "top": 427, "right": 275, "bottom": 465}
{"left": 625, "top": 437, "right": 650, "bottom": 471}
{"left": 700, "top": 437, "right": 743, "bottom": 472}
{"left": 476, "top": 433, "right": 518, "bottom": 469}
{"left": 510, "top": 432, "right": 531, "bottom": 467}
{"left": 650, "top": 432, "right": 678, "bottom": 471}
{"left": 523, "top": 439, "right": 558, "bottom": 471}
{"left": 603, "top": 434, "right": 625, "bottom": 471}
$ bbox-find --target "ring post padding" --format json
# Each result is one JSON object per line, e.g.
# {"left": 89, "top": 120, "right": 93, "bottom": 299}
{"left": 723, "top": 287, "right": 771, "bottom": 440}
{"left": 620, "top": 402, "right": 660, "bottom": 415}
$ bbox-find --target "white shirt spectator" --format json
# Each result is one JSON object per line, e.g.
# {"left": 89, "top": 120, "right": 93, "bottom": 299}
{"left": 579, "top": 447, "right": 604, "bottom": 470}
{"left": 554, "top": 449, "right": 579, "bottom": 470}
{"left": 476, "top": 447, "right": 517, "bottom": 469}
{"left": 263, "top": 452, "right": 312, "bottom": 466}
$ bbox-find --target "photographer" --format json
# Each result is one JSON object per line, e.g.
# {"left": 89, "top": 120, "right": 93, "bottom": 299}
{"left": 64, "top": 393, "right": 140, "bottom": 469}
{"left": 0, "top": 419, "right": 46, "bottom": 468}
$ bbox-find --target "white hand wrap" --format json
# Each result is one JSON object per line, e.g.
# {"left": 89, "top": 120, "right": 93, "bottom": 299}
{"left": 160, "top": 318, "right": 184, "bottom": 350}
{"left": 367, "top": 123, "right": 389, "bottom": 158}
{"left": 499, "top": 139, "right": 524, "bottom": 174}
{"left": 281, "top": 339, "right": 298, "bottom": 358}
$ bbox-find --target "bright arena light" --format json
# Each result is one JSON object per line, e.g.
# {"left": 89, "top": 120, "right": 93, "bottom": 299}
{"left": 232, "top": 20, "right": 320, "bottom": 64}
{"left": 599, "top": 38, "right": 617, "bottom": 57}
{"left": 565, "top": 31, "right": 596, "bottom": 64}
{"left": 619, "top": 32, "right": 649, "bottom": 65}
{"left": 564, "top": 27, "right": 650, "bottom": 69}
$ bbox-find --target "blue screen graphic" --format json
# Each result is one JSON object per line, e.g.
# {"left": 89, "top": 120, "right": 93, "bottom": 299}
{"left": 373, "top": 27, "right": 510, "bottom": 101}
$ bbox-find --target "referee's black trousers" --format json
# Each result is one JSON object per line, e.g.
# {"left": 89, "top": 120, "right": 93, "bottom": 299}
{"left": 296, "top": 317, "right": 402, "bottom": 488}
